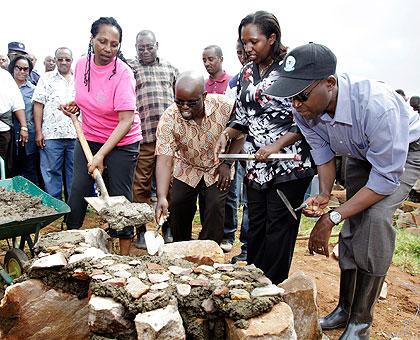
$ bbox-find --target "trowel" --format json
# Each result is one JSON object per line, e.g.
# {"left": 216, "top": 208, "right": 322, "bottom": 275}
{"left": 69, "top": 113, "right": 130, "bottom": 212}
{"left": 144, "top": 215, "right": 166, "bottom": 256}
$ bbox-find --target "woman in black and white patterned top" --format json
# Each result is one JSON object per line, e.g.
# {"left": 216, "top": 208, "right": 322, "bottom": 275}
{"left": 215, "top": 11, "right": 314, "bottom": 284}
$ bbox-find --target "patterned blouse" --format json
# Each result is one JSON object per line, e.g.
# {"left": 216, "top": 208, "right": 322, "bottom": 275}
{"left": 155, "top": 94, "right": 234, "bottom": 188}
{"left": 229, "top": 61, "right": 314, "bottom": 189}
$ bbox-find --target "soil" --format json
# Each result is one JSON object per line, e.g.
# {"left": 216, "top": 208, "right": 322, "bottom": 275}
{"left": 0, "top": 187, "right": 57, "bottom": 224}
{"left": 1, "top": 211, "right": 419, "bottom": 340}
{"left": 99, "top": 202, "right": 154, "bottom": 231}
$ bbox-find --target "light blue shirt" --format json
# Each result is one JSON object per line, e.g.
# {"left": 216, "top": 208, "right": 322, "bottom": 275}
{"left": 294, "top": 73, "right": 420, "bottom": 195}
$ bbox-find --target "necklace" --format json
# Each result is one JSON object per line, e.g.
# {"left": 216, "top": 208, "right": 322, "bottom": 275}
{"left": 259, "top": 59, "right": 274, "bottom": 77}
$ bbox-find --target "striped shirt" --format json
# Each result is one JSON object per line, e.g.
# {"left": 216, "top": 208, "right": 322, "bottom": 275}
{"left": 128, "top": 57, "right": 179, "bottom": 143}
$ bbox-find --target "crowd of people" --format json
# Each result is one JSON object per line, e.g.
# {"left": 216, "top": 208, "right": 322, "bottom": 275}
{"left": 1, "top": 10, "right": 419, "bottom": 340}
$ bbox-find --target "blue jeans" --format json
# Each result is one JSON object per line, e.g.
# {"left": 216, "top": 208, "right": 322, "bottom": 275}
{"left": 223, "top": 162, "right": 249, "bottom": 252}
{"left": 40, "top": 139, "right": 75, "bottom": 200}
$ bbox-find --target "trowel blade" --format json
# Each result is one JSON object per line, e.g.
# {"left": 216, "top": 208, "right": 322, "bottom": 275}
{"left": 144, "top": 230, "right": 164, "bottom": 256}
{"left": 84, "top": 195, "right": 130, "bottom": 212}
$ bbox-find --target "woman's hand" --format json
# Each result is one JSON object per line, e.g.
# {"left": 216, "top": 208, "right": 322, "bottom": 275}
{"left": 302, "top": 193, "right": 330, "bottom": 217}
{"left": 214, "top": 163, "right": 232, "bottom": 191}
{"left": 87, "top": 153, "right": 105, "bottom": 177}
{"left": 19, "top": 129, "right": 29, "bottom": 146}
{"left": 255, "top": 143, "right": 280, "bottom": 162}
{"left": 59, "top": 101, "right": 80, "bottom": 117}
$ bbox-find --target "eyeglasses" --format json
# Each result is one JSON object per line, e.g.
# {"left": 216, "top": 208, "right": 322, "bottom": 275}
{"left": 174, "top": 98, "right": 201, "bottom": 108}
{"left": 14, "top": 65, "right": 29, "bottom": 72}
{"left": 56, "top": 58, "right": 72, "bottom": 63}
{"left": 292, "top": 80, "right": 322, "bottom": 103}
{"left": 137, "top": 44, "right": 156, "bottom": 53}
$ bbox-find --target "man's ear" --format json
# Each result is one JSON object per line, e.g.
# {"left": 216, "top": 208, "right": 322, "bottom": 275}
{"left": 326, "top": 75, "right": 337, "bottom": 89}
{"left": 203, "top": 91, "right": 207, "bottom": 100}
{"left": 155, "top": 42, "right": 159, "bottom": 50}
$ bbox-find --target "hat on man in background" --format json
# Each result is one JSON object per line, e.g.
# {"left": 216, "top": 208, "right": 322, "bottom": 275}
{"left": 264, "top": 42, "right": 337, "bottom": 98}
{"left": 8, "top": 41, "right": 27, "bottom": 54}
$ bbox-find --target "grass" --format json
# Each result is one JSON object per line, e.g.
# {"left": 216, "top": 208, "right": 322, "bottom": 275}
{"left": 393, "top": 228, "right": 420, "bottom": 275}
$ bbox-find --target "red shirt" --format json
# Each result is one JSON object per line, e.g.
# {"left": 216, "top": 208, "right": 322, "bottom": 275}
{"left": 205, "top": 71, "right": 232, "bottom": 94}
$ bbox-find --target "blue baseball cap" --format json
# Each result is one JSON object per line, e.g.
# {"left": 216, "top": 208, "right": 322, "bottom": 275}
{"left": 8, "top": 41, "right": 27, "bottom": 54}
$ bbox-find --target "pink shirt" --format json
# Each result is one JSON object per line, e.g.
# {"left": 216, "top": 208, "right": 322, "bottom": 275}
{"left": 74, "top": 55, "right": 142, "bottom": 146}
{"left": 205, "top": 71, "right": 232, "bottom": 94}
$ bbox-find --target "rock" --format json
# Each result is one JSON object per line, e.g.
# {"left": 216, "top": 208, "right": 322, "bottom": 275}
{"left": 251, "top": 284, "right": 284, "bottom": 298}
{"left": 197, "top": 264, "right": 215, "bottom": 273}
{"left": 147, "top": 262, "right": 165, "bottom": 271}
{"left": 72, "top": 268, "right": 90, "bottom": 280}
{"left": 226, "top": 302, "right": 297, "bottom": 339}
{"left": 148, "top": 273, "right": 170, "bottom": 283}
{"left": 126, "top": 277, "right": 150, "bottom": 299}
{"left": 108, "top": 263, "right": 132, "bottom": 272}
{"left": 168, "top": 265, "right": 192, "bottom": 276}
{"left": 257, "top": 276, "right": 272, "bottom": 285}
{"left": 396, "top": 211, "right": 417, "bottom": 228}
{"left": 129, "top": 260, "right": 143, "bottom": 266}
{"left": 189, "top": 279, "right": 210, "bottom": 287}
{"left": 101, "top": 259, "right": 115, "bottom": 266}
{"left": 176, "top": 283, "right": 191, "bottom": 297}
{"left": 88, "top": 295, "right": 131, "bottom": 333}
{"left": 332, "top": 244, "right": 339, "bottom": 260}
{"left": 135, "top": 302, "right": 186, "bottom": 339}
{"left": 279, "top": 271, "right": 323, "bottom": 340}
{"left": 114, "top": 270, "right": 132, "bottom": 279}
{"left": 214, "top": 263, "right": 234, "bottom": 271}
{"left": 92, "top": 274, "right": 112, "bottom": 281}
{"left": 228, "top": 279, "right": 246, "bottom": 287}
{"left": 30, "top": 252, "right": 67, "bottom": 269}
{"left": 379, "top": 281, "right": 388, "bottom": 299}
{"left": 230, "top": 288, "right": 250, "bottom": 300}
{"left": 105, "top": 277, "right": 127, "bottom": 287}
{"left": 68, "top": 247, "right": 107, "bottom": 264}
{"left": 201, "top": 298, "right": 216, "bottom": 313}
{"left": 405, "top": 227, "right": 420, "bottom": 236}
{"left": 211, "top": 273, "right": 222, "bottom": 279}
{"left": 138, "top": 271, "right": 148, "bottom": 280}
{"left": 151, "top": 282, "right": 169, "bottom": 290}
{"left": 213, "top": 286, "right": 229, "bottom": 296}
{"left": 0, "top": 279, "right": 89, "bottom": 339}
{"left": 142, "top": 291, "right": 165, "bottom": 302}
{"left": 161, "top": 240, "right": 224, "bottom": 265}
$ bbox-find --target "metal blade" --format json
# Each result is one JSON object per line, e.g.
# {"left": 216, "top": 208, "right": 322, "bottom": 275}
{"left": 276, "top": 189, "right": 298, "bottom": 220}
{"left": 84, "top": 195, "right": 130, "bottom": 212}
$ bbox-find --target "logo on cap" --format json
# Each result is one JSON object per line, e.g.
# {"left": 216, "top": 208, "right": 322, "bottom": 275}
{"left": 283, "top": 56, "right": 296, "bottom": 72}
{"left": 19, "top": 43, "right": 24, "bottom": 49}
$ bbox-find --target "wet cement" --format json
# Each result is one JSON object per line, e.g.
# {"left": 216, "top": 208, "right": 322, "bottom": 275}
{"left": 98, "top": 203, "right": 154, "bottom": 231}
{"left": 0, "top": 187, "right": 57, "bottom": 224}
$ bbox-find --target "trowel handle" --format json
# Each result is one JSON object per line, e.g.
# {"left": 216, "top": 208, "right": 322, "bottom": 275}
{"left": 70, "top": 114, "right": 110, "bottom": 199}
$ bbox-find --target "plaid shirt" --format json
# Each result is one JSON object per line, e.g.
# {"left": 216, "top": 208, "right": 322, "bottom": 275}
{"left": 128, "top": 57, "right": 179, "bottom": 143}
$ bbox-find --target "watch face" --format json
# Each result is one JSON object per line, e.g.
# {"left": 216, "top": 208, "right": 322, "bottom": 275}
{"left": 330, "top": 211, "right": 342, "bottom": 224}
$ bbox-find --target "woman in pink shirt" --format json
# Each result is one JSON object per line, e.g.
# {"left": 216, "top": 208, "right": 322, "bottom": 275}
{"left": 63, "top": 17, "right": 142, "bottom": 255}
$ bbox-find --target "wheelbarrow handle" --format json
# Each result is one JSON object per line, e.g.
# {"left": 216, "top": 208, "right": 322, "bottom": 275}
{"left": 69, "top": 114, "right": 110, "bottom": 199}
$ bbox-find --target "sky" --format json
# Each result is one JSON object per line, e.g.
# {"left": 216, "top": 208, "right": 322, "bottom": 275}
{"left": 1, "top": 0, "right": 419, "bottom": 96}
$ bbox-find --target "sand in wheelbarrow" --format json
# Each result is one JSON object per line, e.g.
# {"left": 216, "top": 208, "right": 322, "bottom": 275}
{"left": 98, "top": 202, "right": 154, "bottom": 231}
{"left": 0, "top": 187, "right": 57, "bottom": 224}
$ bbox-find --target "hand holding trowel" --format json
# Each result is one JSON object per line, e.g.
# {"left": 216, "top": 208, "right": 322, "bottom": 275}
{"left": 144, "top": 214, "right": 167, "bottom": 256}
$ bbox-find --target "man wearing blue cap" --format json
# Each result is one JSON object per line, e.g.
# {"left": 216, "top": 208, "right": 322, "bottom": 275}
{"left": 265, "top": 43, "right": 420, "bottom": 339}
{"left": 7, "top": 42, "right": 39, "bottom": 85}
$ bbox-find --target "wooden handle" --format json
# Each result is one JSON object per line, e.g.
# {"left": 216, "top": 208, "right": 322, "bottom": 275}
{"left": 70, "top": 114, "right": 109, "bottom": 199}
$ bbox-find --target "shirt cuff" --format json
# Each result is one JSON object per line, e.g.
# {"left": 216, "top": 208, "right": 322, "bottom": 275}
{"left": 310, "top": 146, "right": 335, "bottom": 165}
{"left": 366, "top": 169, "right": 398, "bottom": 195}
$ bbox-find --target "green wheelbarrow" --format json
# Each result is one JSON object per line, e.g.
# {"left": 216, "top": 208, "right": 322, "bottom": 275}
{"left": 0, "top": 176, "right": 70, "bottom": 285}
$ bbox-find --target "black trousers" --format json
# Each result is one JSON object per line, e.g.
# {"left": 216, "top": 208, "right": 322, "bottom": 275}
{"left": 247, "top": 176, "right": 313, "bottom": 284}
{"left": 66, "top": 140, "right": 139, "bottom": 239}
{"left": 170, "top": 177, "right": 228, "bottom": 244}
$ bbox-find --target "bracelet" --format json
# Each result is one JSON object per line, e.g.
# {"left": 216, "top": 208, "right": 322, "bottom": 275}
{"left": 222, "top": 130, "right": 230, "bottom": 142}
{"left": 20, "top": 126, "right": 28, "bottom": 132}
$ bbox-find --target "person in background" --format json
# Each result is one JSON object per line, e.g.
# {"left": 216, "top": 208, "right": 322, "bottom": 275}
{"left": 7, "top": 42, "right": 39, "bottom": 86}
{"left": 8, "top": 56, "right": 40, "bottom": 185}
{"left": 44, "top": 56, "right": 56, "bottom": 72}
{"left": 395, "top": 88, "right": 408, "bottom": 101}
{"left": 155, "top": 72, "right": 235, "bottom": 244}
{"left": 265, "top": 42, "right": 420, "bottom": 339}
{"left": 202, "top": 45, "right": 231, "bottom": 94}
{"left": 128, "top": 29, "right": 178, "bottom": 248}
{"left": 0, "top": 54, "right": 9, "bottom": 70}
{"left": 220, "top": 39, "right": 249, "bottom": 263}
{"left": 214, "top": 11, "right": 314, "bottom": 284}
{"left": 26, "top": 54, "right": 41, "bottom": 85}
{"left": 62, "top": 17, "right": 141, "bottom": 256}
{"left": 32, "top": 47, "right": 76, "bottom": 200}
{"left": 410, "top": 95, "right": 420, "bottom": 113}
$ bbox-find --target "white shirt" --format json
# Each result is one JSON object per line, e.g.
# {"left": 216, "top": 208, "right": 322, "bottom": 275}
{"left": 32, "top": 69, "right": 76, "bottom": 139}
{"left": 0, "top": 68, "right": 24, "bottom": 132}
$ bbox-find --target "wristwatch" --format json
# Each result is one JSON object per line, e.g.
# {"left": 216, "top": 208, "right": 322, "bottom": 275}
{"left": 329, "top": 210, "right": 342, "bottom": 225}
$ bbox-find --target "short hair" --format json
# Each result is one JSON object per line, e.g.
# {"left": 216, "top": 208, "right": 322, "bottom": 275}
{"left": 395, "top": 89, "right": 406, "bottom": 97}
{"left": 136, "top": 30, "right": 156, "bottom": 42}
{"left": 410, "top": 96, "right": 420, "bottom": 107}
{"left": 55, "top": 47, "right": 73, "bottom": 58}
{"left": 204, "top": 45, "right": 223, "bottom": 58}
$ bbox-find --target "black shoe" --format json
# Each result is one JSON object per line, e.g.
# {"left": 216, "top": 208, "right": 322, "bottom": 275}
{"left": 231, "top": 251, "right": 247, "bottom": 264}
{"left": 162, "top": 223, "right": 173, "bottom": 244}
{"left": 339, "top": 271, "right": 385, "bottom": 340}
{"left": 134, "top": 225, "right": 146, "bottom": 249}
{"left": 320, "top": 269, "right": 357, "bottom": 330}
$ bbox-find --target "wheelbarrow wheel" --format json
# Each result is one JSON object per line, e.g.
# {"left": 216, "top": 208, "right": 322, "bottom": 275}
{"left": 4, "top": 249, "right": 29, "bottom": 280}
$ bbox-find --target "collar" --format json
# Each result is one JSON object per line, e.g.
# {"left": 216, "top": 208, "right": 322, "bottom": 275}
{"left": 137, "top": 56, "right": 160, "bottom": 66}
{"left": 208, "top": 71, "right": 229, "bottom": 84}
{"left": 53, "top": 68, "right": 73, "bottom": 80}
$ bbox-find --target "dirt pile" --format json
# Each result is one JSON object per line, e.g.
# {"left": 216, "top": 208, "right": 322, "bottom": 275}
{"left": 0, "top": 187, "right": 56, "bottom": 224}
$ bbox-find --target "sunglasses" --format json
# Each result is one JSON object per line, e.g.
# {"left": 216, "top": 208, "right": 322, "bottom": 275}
{"left": 14, "top": 65, "right": 30, "bottom": 72}
{"left": 174, "top": 98, "right": 201, "bottom": 108}
{"left": 292, "top": 80, "right": 322, "bottom": 103}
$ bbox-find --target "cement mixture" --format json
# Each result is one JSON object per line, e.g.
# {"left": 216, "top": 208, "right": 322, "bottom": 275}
{"left": 98, "top": 202, "right": 154, "bottom": 231}
{"left": 0, "top": 187, "right": 57, "bottom": 224}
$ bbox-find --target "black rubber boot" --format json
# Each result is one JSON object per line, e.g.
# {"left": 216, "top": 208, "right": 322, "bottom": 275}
{"left": 231, "top": 251, "right": 247, "bottom": 264}
{"left": 339, "top": 271, "right": 385, "bottom": 340}
{"left": 320, "top": 269, "right": 357, "bottom": 330}
{"left": 134, "top": 225, "right": 146, "bottom": 249}
{"left": 162, "top": 222, "right": 173, "bottom": 244}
